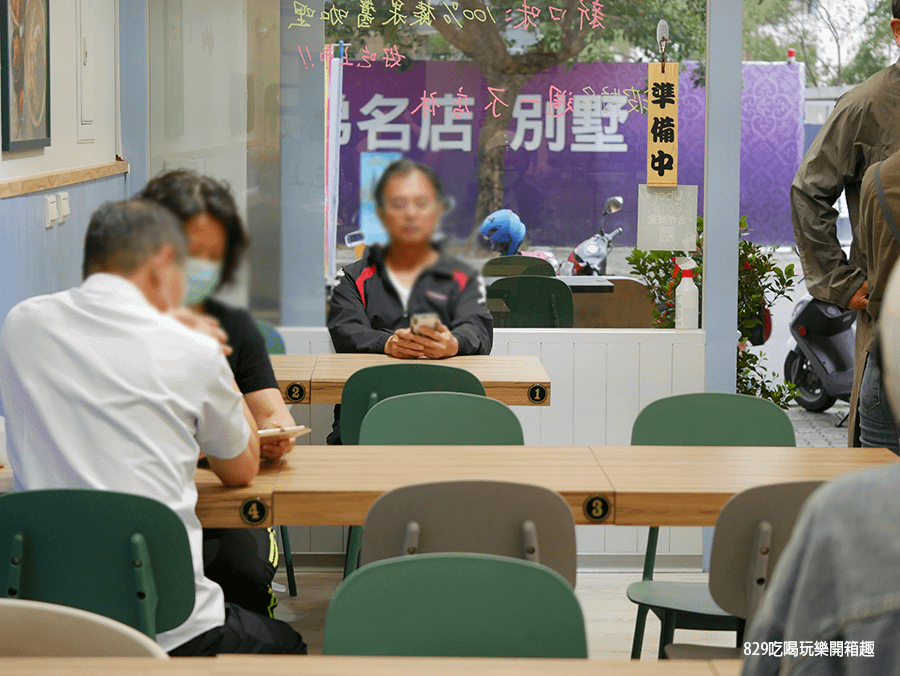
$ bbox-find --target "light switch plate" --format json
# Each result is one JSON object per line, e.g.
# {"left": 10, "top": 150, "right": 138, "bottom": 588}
{"left": 57, "top": 192, "right": 70, "bottom": 223}
{"left": 44, "top": 195, "right": 58, "bottom": 229}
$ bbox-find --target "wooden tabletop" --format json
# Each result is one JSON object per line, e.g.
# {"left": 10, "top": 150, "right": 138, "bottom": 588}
{"left": 270, "top": 355, "right": 316, "bottom": 405}
{"left": 194, "top": 458, "right": 282, "bottom": 528}
{"left": 272, "top": 445, "right": 612, "bottom": 525}
{"left": 309, "top": 353, "right": 552, "bottom": 406}
{"left": 593, "top": 445, "right": 897, "bottom": 526}
{"left": 0, "top": 656, "right": 723, "bottom": 675}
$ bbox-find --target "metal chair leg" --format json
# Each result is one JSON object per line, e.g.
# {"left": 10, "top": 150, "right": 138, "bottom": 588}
{"left": 659, "top": 610, "right": 677, "bottom": 659}
{"left": 630, "top": 604, "right": 650, "bottom": 659}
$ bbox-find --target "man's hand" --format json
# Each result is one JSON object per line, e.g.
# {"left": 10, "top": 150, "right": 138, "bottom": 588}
{"left": 258, "top": 425, "right": 295, "bottom": 460}
{"left": 385, "top": 328, "right": 425, "bottom": 359}
{"left": 170, "top": 307, "right": 233, "bottom": 356}
{"left": 847, "top": 280, "right": 869, "bottom": 311}
{"left": 386, "top": 321, "right": 459, "bottom": 359}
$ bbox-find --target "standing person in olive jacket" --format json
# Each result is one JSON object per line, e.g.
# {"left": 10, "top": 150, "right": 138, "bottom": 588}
{"left": 326, "top": 159, "right": 493, "bottom": 443}
{"left": 791, "top": 1, "right": 900, "bottom": 445}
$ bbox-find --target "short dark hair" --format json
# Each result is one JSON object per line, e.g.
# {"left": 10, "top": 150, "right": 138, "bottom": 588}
{"left": 373, "top": 159, "right": 444, "bottom": 209}
{"left": 894, "top": 0, "right": 900, "bottom": 20}
{"left": 82, "top": 200, "right": 187, "bottom": 279}
{"left": 137, "top": 170, "right": 249, "bottom": 289}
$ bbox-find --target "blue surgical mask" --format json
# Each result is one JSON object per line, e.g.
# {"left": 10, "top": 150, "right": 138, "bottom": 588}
{"left": 183, "top": 257, "right": 222, "bottom": 306}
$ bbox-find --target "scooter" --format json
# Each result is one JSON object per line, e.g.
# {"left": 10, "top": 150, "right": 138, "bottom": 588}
{"left": 559, "top": 196, "right": 624, "bottom": 276}
{"left": 783, "top": 295, "right": 855, "bottom": 412}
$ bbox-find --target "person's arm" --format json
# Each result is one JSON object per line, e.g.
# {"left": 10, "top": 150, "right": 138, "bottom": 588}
{"left": 327, "top": 267, "right": 392, "bottom": 353}
{"left": 448, "top": 273, "right": 493, "bottom": 355}
{"left": 791, "top": 99, "right": 868, "bottom": 309}
{"left": 205, "top": 381, "right": 260, "bottom": 486}
{"left": 245, "top": 387, "right": 296, "bottom": 459}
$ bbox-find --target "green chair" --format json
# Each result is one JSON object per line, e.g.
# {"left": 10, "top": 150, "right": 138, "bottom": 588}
{"left": 482, "top": 256, "right": 556, "bottom": 277}
{"left": 358, "top": 391, "right": 524, "bottom": 445}
{"left": 340, "top": 363, "right": 487, "bottom": 577}
{"left": 339, "top": 363, "right": 486, "bottom": 445}
{"left": 322, "top": 553, "right": 587, "bottom": 657}
{"left": 487, "top": 275, "right": 574, "bottom": 328}
{"left": 627, "top": 392, "right": 797, "bottom": 659}
{"left": 0, "top": 489, "right": 194, "bottom": 639}
{"left": 254, "top": 319, "right": 297, "bottom": 597}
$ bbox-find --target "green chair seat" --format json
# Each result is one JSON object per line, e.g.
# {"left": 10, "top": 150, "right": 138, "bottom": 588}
{"left": 323, "top": 553, "right": 587, "bottom": 658}
{"left": 626, "top": 581, "right": 733, "bottom": 618}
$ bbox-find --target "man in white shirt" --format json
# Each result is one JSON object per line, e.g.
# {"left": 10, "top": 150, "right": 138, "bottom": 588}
{"left": 0, "top": 200, "right": 306, "bottom": 655}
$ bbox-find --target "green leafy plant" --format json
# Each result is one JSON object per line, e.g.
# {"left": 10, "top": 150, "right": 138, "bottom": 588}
{"left": 626, "top": 216, "right": 797, "bottom": 408}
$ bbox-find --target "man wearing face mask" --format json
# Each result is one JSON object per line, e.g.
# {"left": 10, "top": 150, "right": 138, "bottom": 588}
{"left": 0, "top": 200, "right": 307, "bottom": 655}
{"left": 138, "top": 170, "right": 293, "bottom": 621}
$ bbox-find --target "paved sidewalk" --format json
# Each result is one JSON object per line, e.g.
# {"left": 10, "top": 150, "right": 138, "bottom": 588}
{"left": 787, "top": 403, "right": 852, "bottom": 447}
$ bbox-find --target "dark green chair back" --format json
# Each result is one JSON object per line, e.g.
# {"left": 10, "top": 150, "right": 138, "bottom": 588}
{"left": 255, "top": 319, "right": 286, "bottom": 355}
{"left": 487, "top": 276, "right": 574, "bottom": 328}
{"left": 631, "top": 392, "right": 796, "bottom": 447}
{"left": 340, "top": 363, "right": 485, "bottom": 445}
{"left": 482, "top": 256, "right": 556, "bottom": 277}
{"left": 323, "top": 553, "right": 587, "bottom": 657}
{"left": 0, "top": 489, "right": 194, "bottom": 639}
{"left": 359, "top": 392, "right": 524, "bottom": 445}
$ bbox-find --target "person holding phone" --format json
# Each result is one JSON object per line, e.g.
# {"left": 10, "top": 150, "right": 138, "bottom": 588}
{"left": 327, "top": 159, "right": 493, "bottom": 443}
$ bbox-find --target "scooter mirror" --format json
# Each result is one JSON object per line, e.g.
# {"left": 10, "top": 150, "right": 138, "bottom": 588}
{"left": 603, "top": 196, "right": 624, "bottom": 216}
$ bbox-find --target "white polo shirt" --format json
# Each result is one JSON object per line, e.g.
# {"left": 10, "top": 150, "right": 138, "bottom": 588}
{"left": 0, "top": 273, "right": 250, "bottom": 652}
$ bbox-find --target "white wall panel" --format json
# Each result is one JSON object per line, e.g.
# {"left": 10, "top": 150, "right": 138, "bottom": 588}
{"left": 673, "top": 339, "right": 706, "bottom": 395}
{"left": 639, "top": 342, "right": 674, "bottom": 411}
{"left": 605, "top": 343, "right": 641, "bottom": 446}
{"left": 540, "top": 342, "right": 575, "bottom": 446}
{"left": 572, "top": 342, "right": 607, "bottom": 445}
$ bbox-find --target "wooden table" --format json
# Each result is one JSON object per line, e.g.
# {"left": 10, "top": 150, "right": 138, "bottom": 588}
{"left": 270, "top": 355, "right": 316, "bottom": 405}
{"left": 272, "top": 445, "right": 612, "bottom": 526}
{"left": 194, "top": 458, "right": 282, "bottom": 528}
{"left": 0, "top": 656, "right": 724, "bottom": 675}
{"left": 309, "top": 353, "right": 552, "bottom": 406}
{"left": 592, "top": 445, "right": 897, "bottom": 526}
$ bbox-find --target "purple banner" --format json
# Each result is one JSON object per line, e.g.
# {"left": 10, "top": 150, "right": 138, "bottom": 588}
{"left": 336, "top": 61, "right": 804, "bottom": 246}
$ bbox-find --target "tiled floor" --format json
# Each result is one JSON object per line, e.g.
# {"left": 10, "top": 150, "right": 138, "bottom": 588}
{"left": 271, "top": 568, "right": 737, "bottom": 660}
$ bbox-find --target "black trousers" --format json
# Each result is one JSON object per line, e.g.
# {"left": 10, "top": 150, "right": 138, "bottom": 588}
{"left": 167, "top": 603, "right": 307, "bottom": 656}
{"left": 203, "top": 527, "right": 278, "bottom": 617}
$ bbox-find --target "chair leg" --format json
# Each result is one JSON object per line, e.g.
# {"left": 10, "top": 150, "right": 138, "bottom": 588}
{"left": 280, "top": 526, "right": 297, "bottom": 597}
{"left": 344, "top": 525, "right": 363, "bottom": 578}
{"left": 659, "top": 610, "right": 677, "bottom": 659}
{"left": 630, "top": 604, "right": 650, "bottom": 659}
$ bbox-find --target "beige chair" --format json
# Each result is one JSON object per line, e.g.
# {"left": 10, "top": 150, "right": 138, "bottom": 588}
{"left": 664, "top": 480, "right": 824, "bottom": 659}
{"left": 359, "top": 479, "right": 577, "bottom": 587}
{"left": 0, "top": 598, "right": 168, "bottom": 657}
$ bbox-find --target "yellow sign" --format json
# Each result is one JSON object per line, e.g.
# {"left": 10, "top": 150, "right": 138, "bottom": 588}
{"left": 646, "top": 62, "right": 679, "bottom": 187}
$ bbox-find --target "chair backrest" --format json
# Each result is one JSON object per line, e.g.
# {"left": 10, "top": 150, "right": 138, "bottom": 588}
{"left": 255, "top": 319, "right": 286, "bottom": 355}
{"left": 709, "top": 481, "right": 824, "bottom": 623}
{"left": 323, "top": 553, "right": 587, "bottom": 657}
{"left": 359, "top": 479, "right": 576, "bottom": 586}
{"left": 631, "top": 392, "right": 796, "bottom": 447}
{"left": 0, "top": 489, "right": 195, "bottom": 639}
{"left": 340, "top": 363, "right": 486, "bottom": 445}
{"left": 358, "top": 392, "right": 524, "bottom": 445}
{"left": 487, "top": 275, "right": 574, "bottom": 328}
{"left": 0, "top": 598, "right": 169, "bottom": 657}
{"left": 483, "top": 256, "right": 556, "bottom": 277}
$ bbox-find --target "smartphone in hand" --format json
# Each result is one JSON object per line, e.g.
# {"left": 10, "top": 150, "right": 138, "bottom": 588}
{"left": 410, "top": 313, "right": 440, "bottom": 335}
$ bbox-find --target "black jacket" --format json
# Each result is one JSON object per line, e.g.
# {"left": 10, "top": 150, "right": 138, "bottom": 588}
{"left": 327, "top": 244, "right": 493, "bottom": 356}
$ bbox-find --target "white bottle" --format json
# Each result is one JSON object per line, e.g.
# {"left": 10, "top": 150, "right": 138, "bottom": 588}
{"left": 675, "top": 261, "right": 699, "bottom": 329}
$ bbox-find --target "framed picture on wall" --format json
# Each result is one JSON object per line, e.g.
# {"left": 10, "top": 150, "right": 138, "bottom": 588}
{"left": 0, "top": 0, "right": 49, "bottom": 151}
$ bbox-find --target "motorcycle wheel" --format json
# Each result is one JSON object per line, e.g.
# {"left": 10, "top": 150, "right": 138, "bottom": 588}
{"left": 784, "top": 350, "right": 837, "bottom": 412}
